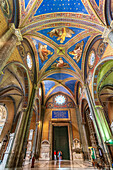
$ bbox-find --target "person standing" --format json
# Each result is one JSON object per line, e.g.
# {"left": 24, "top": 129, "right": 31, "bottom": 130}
{"left": 91, "top": 148, "right": 96, "bottom": 168}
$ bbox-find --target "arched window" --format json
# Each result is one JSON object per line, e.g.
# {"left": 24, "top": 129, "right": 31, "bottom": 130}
{"left": 0, "top": 104, "right": 7, "bottom": 135}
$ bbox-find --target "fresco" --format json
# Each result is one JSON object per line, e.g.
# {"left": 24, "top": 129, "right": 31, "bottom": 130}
{"left": 65, "top": 80, "right": 76, "bottom": 93}
{"left": 51, "top": 58, "right": 70, "bottom": 68}
{"left": 50, "top": 86, "right": 72, "bottom": 96}
{"left": 38, "top": 27, "right": 84, "bottom": 45}
{"left": 48, "top": 27, "right": 75, "bottom": 44}
{"left": 38, "top": 43, "right": 53, "bottom": 63}
{"left": 18, "top": 0, "right": 107, "bottom": 100}
{"left": 43, "top": 80, "right": 55, "bottom": 95}
{"left": 47, "top": 73, "right": 74, "bottom": 80}
{"left": 34, "top": 0, "right": 88, "bottom": 16}
{"left": 68, "top": 36, "right": 90, "bottom": 69}
{"left": 69, "top": 41, "right": 84, "bottom": 63}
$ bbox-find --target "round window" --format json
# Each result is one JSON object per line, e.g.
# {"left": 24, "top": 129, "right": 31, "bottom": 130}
{"left": 27, "top": 53, "right": 32, "bottom": 70}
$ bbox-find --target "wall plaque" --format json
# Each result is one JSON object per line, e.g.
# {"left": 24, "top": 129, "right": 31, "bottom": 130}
{"left": 52, "top": 110, "right": 68, "bottom": 119}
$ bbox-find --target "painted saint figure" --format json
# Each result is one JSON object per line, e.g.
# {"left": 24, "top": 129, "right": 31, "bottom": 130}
{"left": 51, "top": 58, "right": 69, "bottom": 68}
{"left": 48, "top": 27, "right": 75, "bottom": 43}
{"left": 38, "top": 43, "right": 53, "bottom": 63}
{"left": 69, "top": 41, "right": 84, "bottom": 62}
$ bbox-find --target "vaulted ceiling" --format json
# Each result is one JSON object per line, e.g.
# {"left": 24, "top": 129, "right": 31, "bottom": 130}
{"left": 2, "top": 0, "right": 112, "bottom": 103}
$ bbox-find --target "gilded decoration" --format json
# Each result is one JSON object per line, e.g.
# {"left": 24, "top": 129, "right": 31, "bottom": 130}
{"left": 97, "top": 41, "right": 107, "bottom": 58}
{"left": 1, "top": 0, "right": 11, "bottom": 18}
{"left": 18, "top": 45, "right": 26, "bottom": 57}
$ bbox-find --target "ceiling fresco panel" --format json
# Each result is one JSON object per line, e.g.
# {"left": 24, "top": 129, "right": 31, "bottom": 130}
{"left": 43, "top": 80, "right": 55, "bottom": 95}
{"left": 34, "top": 0, "right": 88, "bottom": 16}
{"left": 38, "top": 27, "right": 84, "bottom": 45}
{"left": 47, "top": 73, "right": 74, "bottom": 80}
{"left": 65, "top": 80, "right": 76, "bottom": 93}
{"left": 95, "top": 0, "right": 99, "bottom": 6}
{"left": 68, "top": 36, "right": 90, "bottom": 69}
{"left": 31, "top": 39, "right": 54, "bottom": 71}
{"left": 25, "top": 0, "right": 29, "bottom": 8}
{"left": 49, "top": 86, "right": 72, "bottom": 96}
{"left": 45, "top": 57, "right": 76, "bottom": 72}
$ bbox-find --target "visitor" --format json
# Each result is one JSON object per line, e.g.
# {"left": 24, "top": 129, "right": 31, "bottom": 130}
{"left": 57, "top": 151, "right": 62, "bottom": 160}
{"left": 54, "top": 150, "right": 57, "bottom": 160}
{"left": 91, "top": 148, "right": 96, "bottom": 168}
{"left": 31, "top": 154, "right": 35, "bottom": 168}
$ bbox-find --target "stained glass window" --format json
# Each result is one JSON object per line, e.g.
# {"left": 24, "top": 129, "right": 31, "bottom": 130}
{"left": 27, "top": 53, "right": 32, "bottom": 70}
{"left": 55, "top": 95, "right": 66, "bottom": 105}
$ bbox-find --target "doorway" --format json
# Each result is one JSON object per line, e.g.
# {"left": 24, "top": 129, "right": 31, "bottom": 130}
{"left": 52, "top": 126, "right": 70, "bottom": 160}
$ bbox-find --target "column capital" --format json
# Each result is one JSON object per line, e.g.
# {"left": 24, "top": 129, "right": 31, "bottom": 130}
{"left": 9, "top": 23, "right": 23, "bottom": 45}
{"left": 95, "top": 105, "right": 103, "bottom": 109}
{"left": 102, "top": 26, "right": 111, "bottom": 43}
{"left": 102, "top": 21, "right": 113, "bottom": 48}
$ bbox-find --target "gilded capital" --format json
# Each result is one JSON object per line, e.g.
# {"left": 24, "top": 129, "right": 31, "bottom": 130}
{"left": 9, "top": 23, "right": 23, "bottom": 45}
{"left": 102, "top": 21, "right": 113, "bottom": 48}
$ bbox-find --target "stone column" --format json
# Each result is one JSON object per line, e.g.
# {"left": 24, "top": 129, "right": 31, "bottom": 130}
{"left": 75, "top": 106, "right": 89, "bottom": 159}
{"left": 17, "top": 87, "right": 36, "bottom": 167}
{"left": 35, "top": 105, "right": 46, "bottom": 159}
{"left": 95, "top": 105, "right": 113, "bottom": 165}
{"left": 32, "top": 122, "right": 38, "bottom": 155}
{"left": 5, "top": 108, "right": 27, "bottom": 168}
{"left": 85, "top": 84, "right": 103, "bottom": 144}
{"left": 0, "top": 23, "right": 23, "bottom": 72}
{"left": 49, "top": 121, "right": 52, "bottom": 160}
{"left": 95, "top": 105, "right": 112, "bottom": 141}
{"left": 85, "top": 84, "right": 111, "bottom": 166}
{"left": 5, "top": 86, "right": 36, "bottom": 168}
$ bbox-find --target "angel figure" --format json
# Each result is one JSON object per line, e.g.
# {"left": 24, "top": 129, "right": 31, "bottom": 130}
{"left": 69, "top": 41, "right": 84, "bottom": 62}
{"left": 48, "top": 27, "right": 75, "bottom": 43}
{"left": 38, "top": 43, "right": 53, "bottom": 63}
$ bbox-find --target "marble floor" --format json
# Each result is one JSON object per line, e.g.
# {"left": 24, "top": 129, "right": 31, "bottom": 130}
{"left": 22, "top": 160, "right": 98, "bottom": 170}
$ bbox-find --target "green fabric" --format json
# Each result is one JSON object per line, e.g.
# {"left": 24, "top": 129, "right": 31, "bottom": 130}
{"left": 91, "top": 149, "right": 95, "bottom": 159}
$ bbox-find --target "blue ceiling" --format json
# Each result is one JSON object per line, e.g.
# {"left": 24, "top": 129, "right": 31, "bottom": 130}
{"left": 95, "top": 0, "right": 99, "bottom": 6}
{"left": 32, "top": 38, "right": 54, "bottom": 71}
{"left": 50, "top": 86, "right": 72, "bottom": 96}
{"left": 47, "top": 73, "right": 74, "bottom": 80}
{"left": 43, "top": 80, "right": 55, "bottom": 95}
{"left": 46, "top": 57, "right": 76, "bottom": 72}
{"left": 21, "top": 0, "right": 105, "bottom": 100}
{"left": 65, "top": 80, "right": 76, "bottom": 93}
{"left": 38, "top": 27, "right": 84, "bottom": 45}
{"left": 68, "top": 36, "right": 90, "bottom": 69}
{"left": 34, "top": 0, "right": 88, "bottom": 16}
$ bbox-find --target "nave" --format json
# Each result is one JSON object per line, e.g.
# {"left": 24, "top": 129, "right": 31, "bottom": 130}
{"left": 23, "top": 160, "right": 97, "bottom": 170}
